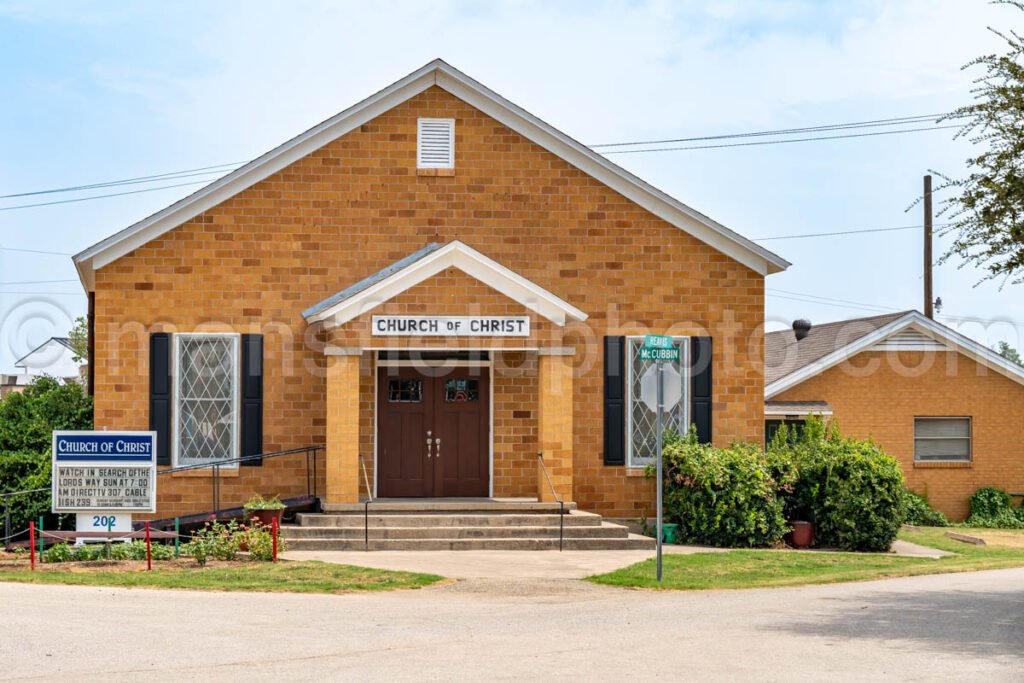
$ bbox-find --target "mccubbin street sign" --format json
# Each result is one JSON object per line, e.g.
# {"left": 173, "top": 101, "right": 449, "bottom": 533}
{"left": 639, "top": 346, "right": 679, "bottom": 361}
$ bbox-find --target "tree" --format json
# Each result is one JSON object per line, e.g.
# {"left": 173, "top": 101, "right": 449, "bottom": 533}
{"left": 0, "top": 377, "right": 93, "bottom": 537}
{"left": 996, "top": 340, "right": 1023, "bottom": 365}
{"left": 68, "top": 316, "right": 87, "bottom": 363}
{"left": 937, "top": 1, "right": 1024, "bottom": 285}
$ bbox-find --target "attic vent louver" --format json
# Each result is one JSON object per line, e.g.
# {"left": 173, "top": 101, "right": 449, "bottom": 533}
{"left": 417, "top": 118, "right": 455, "bottom": 169}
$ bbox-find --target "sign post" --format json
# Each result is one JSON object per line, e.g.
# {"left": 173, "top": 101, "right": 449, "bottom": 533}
{"left": 51, "top": 431, "right": 157, "bottom": 542}
{"left": 641, "top": 335, "right": 679, "bottom": 583}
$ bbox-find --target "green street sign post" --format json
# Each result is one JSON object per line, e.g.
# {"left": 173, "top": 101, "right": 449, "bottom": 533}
{"left": 641, "top": 334, "right": 679, "bottom": 583}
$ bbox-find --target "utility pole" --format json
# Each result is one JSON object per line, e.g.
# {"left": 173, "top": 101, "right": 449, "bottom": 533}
{"left": 924, "top": 174, "right": 934, "bottom": 319}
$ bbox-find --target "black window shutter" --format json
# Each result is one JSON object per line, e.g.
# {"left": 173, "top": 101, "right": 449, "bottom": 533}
{"left": 149, "top": 333, "right": 172, "bottom": 466}
{"left": 690, "top": 336, "right": 713, "bottom": 444}
{"left": 603, "top": 336, "right": 626, "bottom": 466}
{"left": 240, "top": 334, "right": 264, "bottom": 466}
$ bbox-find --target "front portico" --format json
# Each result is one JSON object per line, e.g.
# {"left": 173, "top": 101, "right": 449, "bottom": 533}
{"left": 304, "top": 241, "right": 587, "bottom": 506}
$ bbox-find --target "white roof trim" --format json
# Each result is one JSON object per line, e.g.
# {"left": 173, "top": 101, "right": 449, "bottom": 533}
{"left": 304, "top": 240, "right": 588, "bottom": 329}
{"left": 765, "top": 311, "right": 1024, "bottom": 398}
{"left": 73, "top": 59, "right": 788, "bottom": 291}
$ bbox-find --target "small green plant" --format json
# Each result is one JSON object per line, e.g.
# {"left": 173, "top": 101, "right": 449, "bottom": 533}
{"left": 42, "top": 542, "right": 74, "bottom": 563}
{"left": 187, "top": 520, "right": 248, "bottom": 565}
{"left": 243, "top": 495, "right": 286, "bottom": 511}
{"left": 902, "top": 490, "right": 949, "bottom": 527}
{"left": 965, "top": 487, "right": 1024, "bottom": 529}
{"left": 243, "top": 522, "right": 287, "bottom": 561}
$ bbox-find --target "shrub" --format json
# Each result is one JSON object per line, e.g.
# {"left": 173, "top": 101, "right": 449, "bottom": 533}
{"left": 42, "top": 542, "right": 74, "bottom": 563}
{"left": 902, "top": 490, "right": 949, "bottom": 527}
{"left": 188, "top": 520, "right": 245, "bottom": 565}
{"left": 774, "top": 417, "right": 906, "bottom": 552}
{"left": 109, "top": 540, "right": 173, "bottom": 561}
{"left": 243, "top": 494, "right": 286, "bottom": 511}
{"left": 244, "top": 522, "right": 287, "bottom": 561}
{"left": 965, "top": 487, "right": 1024, "bottom": 529}
{"left": 653, "top": 427, "right": 790, "bottom": 548}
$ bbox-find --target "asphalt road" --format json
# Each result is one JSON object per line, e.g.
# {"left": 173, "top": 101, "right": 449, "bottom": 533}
{"left": 2, "top": 568, "right": 1022, "bottom": 681}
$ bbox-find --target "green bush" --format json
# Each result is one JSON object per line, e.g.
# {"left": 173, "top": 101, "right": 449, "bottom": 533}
{"left": 652, "top": 427, "right": 790, "bottom": 548}
{"left": 0, "top": 377, "right": 92, "bottom": 535}
{"left": 772, "top": 418, "right": 906, "bottom": 552}
{"left": 902, "top": 490, "right": 949, "bottom": 527}
{"left": 42, "top": 542, "right": 74, "bottom": 563}
{"left": 965, "top": 487, "right": 1024, "bottom": 529}
{"left": 245, "top": 522, "right": 287, "bottom": 561}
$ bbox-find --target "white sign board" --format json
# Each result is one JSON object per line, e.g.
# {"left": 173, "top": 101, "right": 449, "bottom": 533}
{"left": 372, "top": 316, "right": 530, "bottom": 337}
{"left": 52, "top": 431, "right": 157, "bottom": 513}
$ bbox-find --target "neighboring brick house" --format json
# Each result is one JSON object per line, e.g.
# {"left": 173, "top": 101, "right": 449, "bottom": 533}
{"left": 766, "top": 310, "right": 1024, "bottom": 519}
{"left": 73, "top": 60, "right": 789, "bottom": 521}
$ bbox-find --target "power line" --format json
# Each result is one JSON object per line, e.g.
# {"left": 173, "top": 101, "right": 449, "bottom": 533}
{"left": 0, "top": 162, "right": 244, "bottom": 200}
{"left": 753, "top": 223, "right": 953, "bottom": 242}
{"left": 0, "top": 279, "right": 77, "bottom": 286}
{"left": 0, "top": 246, "right": 73, "bottom": 256}
{"left": 602, "top": 125, "right": 962, "bottom": 155}
{"left": 0, "top": 291, "right": 83, "bottom": 296}
{"left": 0, "top": 180, "right": 211, "bottom": 212}
{"left": 591, "top": 113, "right": 947, "bottom": 148}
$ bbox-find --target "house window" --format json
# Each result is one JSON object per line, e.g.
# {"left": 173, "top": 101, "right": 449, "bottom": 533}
{"left": 626, "top": 336, "right": 689, "bottom": 467}
{"left": 765, "top": 419, "right": 806, "bottom": 445}
{"left": 173, "top": 334, "right": 239, "bottom": 468}
{"left": 914, "top": 417, "right": 971, "bottom": 462}
{"left": 417, "top": 118, "right": 455, "bottom": 169}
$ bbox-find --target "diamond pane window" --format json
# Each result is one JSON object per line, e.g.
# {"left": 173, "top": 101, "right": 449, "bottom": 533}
{"left": 627, "top": 336, "right": 689, "bottom": 467}
{"left": 174, "top": 334, "right": 239, "bottom": 468}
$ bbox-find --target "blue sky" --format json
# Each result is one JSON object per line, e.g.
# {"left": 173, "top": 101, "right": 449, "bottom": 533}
{"left": 0, "top": 0, "right": 1020, "bottom": 371}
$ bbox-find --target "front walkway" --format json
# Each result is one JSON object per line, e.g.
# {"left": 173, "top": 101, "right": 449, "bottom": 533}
{"left": 280, "top": 545, "right": 719, "bottom": 579}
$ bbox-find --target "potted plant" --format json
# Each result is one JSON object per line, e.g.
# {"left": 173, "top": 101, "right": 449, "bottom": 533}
{"left": 243, "top": 495, "right": 286, "bottom": 528}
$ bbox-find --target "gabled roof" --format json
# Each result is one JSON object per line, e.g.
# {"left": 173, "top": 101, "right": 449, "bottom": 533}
{"left": 765, "top": 310, "right": 1024, "bottom": 398}
{"left": 765, "top": 311, "right": 909, "bottom": 386}
{"left": 14, "top": 337, "right": 77, "bottom": 367}
{"left": 303, "top": 240, "right": 588, "bottom": 328}
{"left": 73, "top": 59, "right": 789, "bottom": 291}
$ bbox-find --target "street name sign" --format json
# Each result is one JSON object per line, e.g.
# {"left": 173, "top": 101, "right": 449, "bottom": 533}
{"left": 639, "top": 346, "right": 679, "bottom": 361}
{"left": 51, "top": 431, "right": 157, "bottom": 514}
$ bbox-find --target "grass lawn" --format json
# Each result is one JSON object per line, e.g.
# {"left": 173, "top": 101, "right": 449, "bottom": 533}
{"left": 587, "top": 527, "right": 1024, "bottom": 591}
{"left": 0, "top": 559, "right": 443, "bottom": 594}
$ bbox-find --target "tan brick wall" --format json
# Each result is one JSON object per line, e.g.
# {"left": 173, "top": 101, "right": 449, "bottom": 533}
{"left": 773, "top": 350, "right": 1024, "bottom": 520}
{"left": 93, "top": 85, "right": 766, "bottom": 519}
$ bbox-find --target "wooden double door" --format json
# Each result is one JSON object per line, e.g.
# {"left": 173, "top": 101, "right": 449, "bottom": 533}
{"left": 376, "top": 366, "right": 490, "bottom": 498}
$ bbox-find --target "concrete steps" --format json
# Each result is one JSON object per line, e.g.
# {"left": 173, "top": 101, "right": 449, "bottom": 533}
{"left": 283, "top": 504, "right": 654, "bottom": 551}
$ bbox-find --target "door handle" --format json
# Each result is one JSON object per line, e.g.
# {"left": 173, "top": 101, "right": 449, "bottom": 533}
{"left": 435, "top": 438, "right": 441, "bottom": 459}
{"left": 426, "top": 430, "right": 433, "bottom": 458}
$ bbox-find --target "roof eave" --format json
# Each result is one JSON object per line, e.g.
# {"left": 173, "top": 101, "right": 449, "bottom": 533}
{"left": 765, "top": 311, "right": 1024, "bottom": 398}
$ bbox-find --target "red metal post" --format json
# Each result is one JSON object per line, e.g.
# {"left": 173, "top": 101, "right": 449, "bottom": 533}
{"left": 272, "top": 516, "right": 278, "bottom": 562}
{"left": 29, "top": 521, "right": 36, "bottom": 571}
{"left": 145, "top": 522, "right": 152, "bottom": 571}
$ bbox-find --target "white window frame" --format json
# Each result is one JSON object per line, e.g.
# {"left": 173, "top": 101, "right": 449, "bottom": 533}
{"left": 913, "top": 416, "right": 972, "bottom": 463}
{"left": 417, "top": 117, "right": 455, "bottom": 169}
{"left": 172, "top": 333, "right": 241, "bottom": 469}
{"left": 626, "top": 335, "right": 690, "bottom": 468}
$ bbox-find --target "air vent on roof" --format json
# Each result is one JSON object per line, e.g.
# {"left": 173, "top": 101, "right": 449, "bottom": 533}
{"left": 871, "top": 328, "right": 948, "bottom": 351}
{"left": 417, "top": 118, "right": 455, "bottom": 169}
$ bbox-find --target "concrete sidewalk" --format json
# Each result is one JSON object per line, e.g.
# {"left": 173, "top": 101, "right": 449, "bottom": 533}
{"left": 281, "top": 539, "right": 951, "bottom": 579}
{"left": 281, "top": 544, "right": 721, "bottom": 579}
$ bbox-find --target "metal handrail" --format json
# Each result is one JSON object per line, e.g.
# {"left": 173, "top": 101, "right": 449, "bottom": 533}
{"left": 359, "top": 455, "right": 373, "bottom": 551}
{"left": 537, "top": 452, "right": 565, "bottom": 551}
{"left": 163, "top": 445, "right": 323, "bottom": 519}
